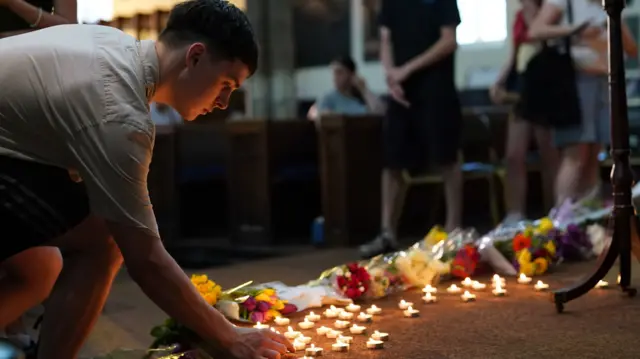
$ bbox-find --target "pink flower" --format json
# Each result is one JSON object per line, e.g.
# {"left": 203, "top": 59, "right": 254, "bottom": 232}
{"left": 250, "top": 311, "right": 265, "bottom": 323}
{"left": 256, "top": 301, "right": 271, "bottom": 312}
{"left": 280, "top": 303, "right": 298, "bottom": 315}
{"left": 242, "top": 297, "right": 257, "bottom": 312}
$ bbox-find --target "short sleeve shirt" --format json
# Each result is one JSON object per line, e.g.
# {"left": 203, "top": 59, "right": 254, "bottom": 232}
{"left": 0, "top": 24, "right": 160, "bottom": 236}
{"left": 316, "top": 90, "right": 369, "bottom": 116}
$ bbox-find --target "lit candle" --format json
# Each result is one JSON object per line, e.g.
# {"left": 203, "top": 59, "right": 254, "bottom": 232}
{"left": 334, "top": 320, "right": 350, "bottom": 329}
{"left": 403, "top": 306, "right": 420, "bottom": 318}
{"left": 534, "top": 280, "right": 549, "bottom": 291}
{"left": 298, "top": 318, "right": 315, "bottom": 330}
{"left": 357, "top": 312, "right": 372, "bottom": 323}
{"left": 492, "top": 282, "right": 507, "bottom": 297}
{"left": 338, "top": 311, "right": 354, "bottom": 320}
{"left": 274, "top": 317, "right": 290, "bottom": 326}
{"left": 517, "top": 273, "right": 532, "bottom": 284}
{"left": 336, "top": 335, "right": 353, "bottom": 344}
{"left": 366, "top": 338, "right": 384, "bottom": 350}
{"left": 332, "top": 305, "right": 345, "bottom": 313}
{"left": 326, "top": 329, "right": 342, "bottom": 339}
{"left": 253, "top": 321, "right": 269, "bottom": 329}
{"left": 492, "top": 274, "right": 506, "bottom": 287}
{"left": 371, "top": 330, "right": 389, "bottom": 342}
{"left": 316, "top": 326, "right": 331, "bottom": 336}
{"left": 284, "top": 326, "right": 301, "bottom": 340}
{"left": 345, "top": 303, "right": 361, "bottom": 313}
{"left": 422, "top": 284, "right": 438, "bottom": 294}
{"left": 595, "top": 280, "right": 609, "bottom": 289}
{"left": 398, "top": 299, "right": 413, "bottom": 310}
{"left": 349, "top": 324, "right": 367, "bottom": 335}
{"left": 366, "top": 304, "right": 382, "bottom": 315}
{"left": 461, "top": 290, "right": 476, "bottom": 302}
{"left": 461, "top": 277, "right": 473, "bottom": 287}
{"left": 293, "top": 339, "right": 307, "bottom": 351}
{"left": 323, "top": 308, "right": 338, "bottom": 318}
{"left": 331, "top": 341, "right": 349, "bottom": 352}
{"left": 270, "top": 327, "right": 280, "bottom": 334}
{"left": 305, "top": 312, "right": 321, "bottom": 322}
{"left": 618, "top": 275, "right": 621, "bottom": 284}
{"left": 422, "top": 292, "right": 437, "bottom": 304}
{"left": 297, "top": 335, "right": 312, "bottom": 344}
{"left": 447, "top": 284, "right": 462, "bottom": 294}
{"left": 471, "top": 281, "right": 486, "bottom": 290}
{"left": 304, "top": 344, "right": 323, "bottom": 357}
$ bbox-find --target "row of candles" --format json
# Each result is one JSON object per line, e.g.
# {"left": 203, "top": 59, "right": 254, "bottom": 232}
{"left": 254, "top": 274, "right": 611, "bottom": 357}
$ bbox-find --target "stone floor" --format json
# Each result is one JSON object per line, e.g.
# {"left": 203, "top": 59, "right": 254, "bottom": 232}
{"left": 27, "top": 248, "right": 640, "bottom": 358}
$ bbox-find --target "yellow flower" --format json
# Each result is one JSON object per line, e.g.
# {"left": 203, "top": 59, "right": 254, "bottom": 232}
{"left": 424, "top": 226, "right": 447, "bottom": 246}
{"left": 255, "top": 293, "right": 272, "bottom": 303}
{"left": 191, "top": 274, "right": 209, "bottom": 286}
{"left": 266, "top": 309, "right": 281, "bottom": 319}
{"left": 522, "top": 226, "right": 534, "bottom": 238}
{"left": 203, "top": 292, "right": 218, "bottom": 306}
{"left": 544, "top": 241, "right": 556, "bottom": 257}
{"left": 520, "top": 262, "right": 536, "bottom": 276}
{"left": 273, "top": 300, "right": 285, "bottom": 311}
{"left": 536, "top": 217, "right": 554, "bottom": 235}
{"left": 262, "top": 288, "right": 276, "bottom": 296}
{"left": 516, "top": 249, "right": 532, "bottom": 264}
{"left": 533, "top": 258, "right": 549, "bottom": 275}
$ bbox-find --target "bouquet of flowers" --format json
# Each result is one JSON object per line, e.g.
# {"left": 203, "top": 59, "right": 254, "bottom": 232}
{"left": 334, "top": 262, "right": 371, "bottom": 301}
{"left": 363, "top": 254, "right": 408, "bottom": 299}
{"left": 233, "top": 288, "right": 298, "bottom": 323}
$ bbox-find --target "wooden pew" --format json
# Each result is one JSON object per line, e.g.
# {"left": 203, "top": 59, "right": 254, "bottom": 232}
{"left": 317, "top": 115, "right": 383, "bottom": 247}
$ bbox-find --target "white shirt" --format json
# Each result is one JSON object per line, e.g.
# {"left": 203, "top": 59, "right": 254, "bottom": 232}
{"left": 0, "top": 24, "right": 160, "bottom": 236}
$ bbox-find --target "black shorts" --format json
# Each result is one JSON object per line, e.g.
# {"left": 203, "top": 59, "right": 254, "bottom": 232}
{"left": 383, "top": 96, "right": 462, "bottom": 170}
{"left": 0, "top": 156, "right": 90, "bottom": 262}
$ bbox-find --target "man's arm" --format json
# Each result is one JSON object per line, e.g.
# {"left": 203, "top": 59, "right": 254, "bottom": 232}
{"left": 528, "top": 1, "right": 581, "bottom": 40}
{"left": 379, "top": 26, "right": 394, "bottom": 73}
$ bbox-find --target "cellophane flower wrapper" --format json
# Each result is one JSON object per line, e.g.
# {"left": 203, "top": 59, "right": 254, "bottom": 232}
{"left": 410, "top": 227, "right": 481, "bottom": 279}
{"left": 476, "top": 221, "right": 529, "bottom": 276}
{"left": 361, "top": 252, "right": 410, "bottom": 299}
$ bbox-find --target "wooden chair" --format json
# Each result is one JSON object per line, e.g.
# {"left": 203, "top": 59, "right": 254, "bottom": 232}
{"left": 392, "top": 112, "right": 502, "bottom": 229}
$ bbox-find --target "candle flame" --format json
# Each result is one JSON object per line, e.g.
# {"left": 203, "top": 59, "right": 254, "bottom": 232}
{"left": 371, "top": 305, "right": 378, "bottom": 309}
{"left": 287, "top": 326, "right": 293, "bottom": 332}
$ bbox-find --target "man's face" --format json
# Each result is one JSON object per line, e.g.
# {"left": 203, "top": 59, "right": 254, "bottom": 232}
{"left": 171, "top": 42, "right": 250, "bottom": 121}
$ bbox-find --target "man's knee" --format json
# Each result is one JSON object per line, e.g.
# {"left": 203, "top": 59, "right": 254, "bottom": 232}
{"left": 2, "top": 247, "right": 63, "bottom": 302}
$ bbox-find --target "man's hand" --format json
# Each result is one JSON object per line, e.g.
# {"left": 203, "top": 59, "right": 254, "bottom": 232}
{"left": 489, "top": 83, "right": 505, "bottom": 105}
{"left": 389, "top": 83, "right": 410, "bottom": 108}
{"left": 224, "top": 327, "right": 294, "bottom": 359}
{"left": 351, "top": 75, "right": 367, "bottom": 92}
{"left": 386, "top": 65, "right": 411, "bottom": 86}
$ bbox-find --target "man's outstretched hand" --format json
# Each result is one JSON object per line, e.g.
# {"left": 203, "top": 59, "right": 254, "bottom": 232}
{"left": 224, "top": 326, "right": 294, "bottom": 359}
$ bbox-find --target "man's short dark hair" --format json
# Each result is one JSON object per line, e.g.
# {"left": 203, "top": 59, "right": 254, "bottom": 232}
{"left": 159, "top": 0, "right": 259, "bottom": 76}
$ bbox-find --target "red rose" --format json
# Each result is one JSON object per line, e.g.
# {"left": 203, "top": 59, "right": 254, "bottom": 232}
{"left": 337, "top": 276, "right": 347, "bottom": 288}
{"left": 345, "top": 287, "right": 361, "bottom": 299}
{"left": 347, "top": 263, "right": 359, "bottom": 273}
{"left": 348, "top": 277, "right": 360, "bottom": 288}
{"left": 357, "top": 268, "right": 370, "bottom": 282}
{"left": 533, "top": 248, "right": 549, "bottom": 259}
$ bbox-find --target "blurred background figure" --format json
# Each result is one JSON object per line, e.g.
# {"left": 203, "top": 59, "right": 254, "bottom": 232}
{"left": 530, "top": 0, "right": 637, "bottom": 218}
{"left": 0, "top": 0, "right": 77, "bottom": 353}
{"left": 150, "top": 102, "right": 183, "bottom": 126}
{"left": 307, "top": 56, "right": 385, "bottom": 120}
{"left": 491, "top": 0, "right": 558, "bottom": 224}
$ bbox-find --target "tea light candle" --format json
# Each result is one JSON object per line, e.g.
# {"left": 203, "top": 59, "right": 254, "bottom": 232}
{"left": 371, "top": 330, "right": 389, "bottom": 342}
{"left": 461, "top": 291, "right": 476, "bottom": 302}
{"left": 618, "top": 275, "right": 621, "bottom": 284}
{"left": 323, "top": 308, "right": 338, "bottom": 318}
{"left": 336, "top": 335, "right": 353, "bottom": 344}
{"left": 274, "top": 317, "right": 290, "bottom": 326}
{"left": 422, "top": 292, "right": 437, "bottom": 304}
{"left": 517, "top": 273, "right": 532, "bottom": 284}
{"left": 331, "top": 341, "right": 349, "bottom": 352}
{"left": 534, "top": 280, "right": 549, "bottom": 291}
{"left": 297, "top": 335, "right": 312, "bottom": 344}
{"left": 461, "top": 277, "right": 473, "bottom": 287}
{"left": 345, "top": 303, "right": 361, "bottom": 312}
{"left": 305, "top": 344, "right": 323, "bottom": 356}
{"left": 284, "top": 326, "right": 301, "bottom": 340}
{"left": 403, "top": 306, "right": 420, "bottom": 318}
{"left": 298, "top": 318, "right": 315, "bottom": 330}
{"left": 471, "top": 281, "right": 486, "bottom": 290}
{"left": 492, "top": 283, "right": 507, "bottom": 297}
{"left": 366, "top": 304, "right": 382, "bottom": 315}
{"left": 316, "top": 326, "right": 331, "bottom": 336}
{"left": 253, "top": 322, "right": 269, "bottom": 329}
{"left": 422, "top": 284, "right": 437, "bottom": 294}
{"left": 293, "top": 339, "right": 307, "bottom": 351}
{"left": 357, "top": 312, "right": 372, "bottom": 323}
{"left": 326, "top": 330, "right": 342, "bottom": 339}
{"left": 349, "top": 324, "right": 367, "bottom": 335}
{"left": 398, "top": 299, "right": 413, "bottom": 310}
{"left": 595, "top": 280, "right": 609, "bottom": 289}
{"left": 305, "top": 312, "right": 321, "bottom": 322}
{"left": 492, "top": 274, "right": 506, "bottom": 286}
{"left": 338, "top": 311, "right": 354, "bottom": 320}
{"left": 366, "top": 338, "right": 384, "bottom": 350}
{"left": 332, "top": 305, "right": 345, "bottom": 313}
{"left": 447, "top": 284, "right": 462, "bottom": 294}
{"left": 334, "top": 320, "right": 350, "bottom": 329}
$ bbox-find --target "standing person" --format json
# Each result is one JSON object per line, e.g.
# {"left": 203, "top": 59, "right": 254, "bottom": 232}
{"left": 0, "top": 1, "right": 294, "bottom": 358}
{"left": 490, "top": 0, "right": 559, "bottom": 224}
{"left": 359, "top": 0, "right": 463, "bottom": 258}
{"left": 0, "top": 0, "right": 77, "bottom": 352}
{"left": 529, "top": 0, "right": 637, "bottom": 217}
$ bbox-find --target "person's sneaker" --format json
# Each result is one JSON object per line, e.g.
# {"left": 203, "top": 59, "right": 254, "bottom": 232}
{"left": 358, "top": 231, "right": 398, "bottom": 259}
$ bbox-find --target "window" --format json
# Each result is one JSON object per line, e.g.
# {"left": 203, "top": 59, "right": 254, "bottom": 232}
{"left": 457, "top": 0, "right": 507, "bottom": 46}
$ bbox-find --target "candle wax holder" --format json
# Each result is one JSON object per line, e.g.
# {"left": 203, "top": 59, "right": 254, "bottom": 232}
{"left": 471, "top": 281, "right": 486, "bottom": 290}
{"left": 366, "top": 340, "right": 384, "bottom": 349}
{"left": 284, "top": 327, "right": 301, "bottom": 340}
{"left": 517, "top": 274, "right": 532, "bottom": 284}
{"left": 305, "top": 345, "right": 323, "bottom": 357}
{"left": 336, "top": 335, "right": 353, "bottom": 344}
{"left": 326, "top": 330, "right": 342, "bottom": 339}
{"left": 345, "top": 304, "right": 361, "bottom": 313}
{"left": 274, "top": 317, "right": 290, "bottom": 326}
{"left": 461, "top": 277, "right": 473, "bottom": 287}
{"left": 349, "top": 325, "right": 366, "bottom": 335}
{"left": 447, "top": 285, "right": 462, "bottom": 294}
{"left": 293, "top": 340, "right": 307, "bottom": 351}
{"left": 334, "top": 320, "right": 350, "bottom": 329}
{"left": 398, "top": 300, "right": 413, "bottom": 310}
{"left": 323, "top": 310, "right": 338, "bottom": 318}
{"left": 305, "top": 312, "right": 321, "bottom": 322}
{"left": 298, "top": 320, "right": 315, "bottom": 330}
{"left": 403, "top": 307, "right": 420, "bottom": 318}
{"left": 297, "top": 336, "right": 312, "bottom": 344}
{"left": 371, "top": 331, "right": 389, "bottom": 341}
{"left": 422, "top": 293, "right": 437, "bottom": 303}
{"left": 338, "top": 311, "right": 353, "bottom": 320}
{"left": 316, "top": 326, "right": 330, "bottom": 336}
{"left": 357, "top": 313, "right": 372, "bottom": 323}
{"left": 331, "top": 342, "right": 349, "bottom": 352}
{"left": 366, "top": 305, "right": 382, "bottom": 315}
{"left": 423, "top": 285, "right": 437, "bottom": 294}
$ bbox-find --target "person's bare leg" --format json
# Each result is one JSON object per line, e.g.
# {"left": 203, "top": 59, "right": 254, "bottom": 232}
{"left": 442, "top": 162, "right": 463, "bottom": 232}
{"left": 504, "top": 119, "right": 532, "bottom": 219}
{"left": 37, "top": 216, "right": 123, "bottom": 359}
{"left": 555, "top": 144, "right": 590, "bottom": 205}
{"left": 534, "top": 125, "right": 559, "bottom": 211}
{"left": 0, "top": 247, "right": 62, "bottom": 328}
{"left": 381, "top": 168, "right": 402, "bottom": 234}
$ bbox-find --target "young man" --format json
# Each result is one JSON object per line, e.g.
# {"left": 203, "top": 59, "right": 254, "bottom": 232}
{"left": 0, "top": 1, "right": 294, "bottom": 358}
{"left": 359, "top": 0, "right": 463, "bottom": 258}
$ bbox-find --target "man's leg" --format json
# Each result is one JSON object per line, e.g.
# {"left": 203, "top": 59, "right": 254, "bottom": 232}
{"left": 37, "top": 215, "right": 123, "bottom": 359}
{"left": 380, "top": 168, "right": 402, "bottom": 234}
{"left": 503, "top": 118, "right": 532, "bottom": 222}
{"left": 442, "top": 163, "right": 463, "bottom": 232}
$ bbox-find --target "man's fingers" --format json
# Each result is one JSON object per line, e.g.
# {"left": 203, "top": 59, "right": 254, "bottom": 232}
{"left": 267, "top": 331, "right": 295, "bottom": 352}
{"left": 260, "top": 348, "right": 282, "bottom": 359}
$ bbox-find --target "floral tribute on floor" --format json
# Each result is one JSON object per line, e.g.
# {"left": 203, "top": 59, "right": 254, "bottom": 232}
{"left": 98, "top": 208, "right": 612, "bottom": 358}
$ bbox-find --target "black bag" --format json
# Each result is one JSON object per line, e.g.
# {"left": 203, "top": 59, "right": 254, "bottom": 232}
{"left": 519, "top": 0, "right": 582, "bottom": 128}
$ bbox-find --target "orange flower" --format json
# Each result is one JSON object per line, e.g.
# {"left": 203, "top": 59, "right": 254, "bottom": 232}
{"left": 513, "top": 233, "right": 532, "bottom": 252}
